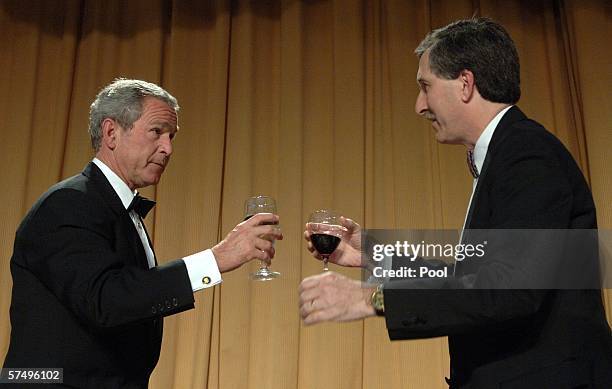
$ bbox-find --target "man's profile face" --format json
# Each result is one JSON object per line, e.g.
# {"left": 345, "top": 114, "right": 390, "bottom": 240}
{"left": 112, "top": 97, "right": 178, "bottom": 190}
{"left": 415, "top": 50, "right": 464, "bottom": 144}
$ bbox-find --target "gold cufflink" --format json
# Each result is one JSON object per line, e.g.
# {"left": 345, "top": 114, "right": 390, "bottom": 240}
{"left": 202, "top": 276, "right": 211, "bottom": 285}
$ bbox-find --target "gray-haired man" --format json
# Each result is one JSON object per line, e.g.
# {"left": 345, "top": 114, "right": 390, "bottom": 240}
{"left": 2, "top": 79, "right": 281, "bottom": 388}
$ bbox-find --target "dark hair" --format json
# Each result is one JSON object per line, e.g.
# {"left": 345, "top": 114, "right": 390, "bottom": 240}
{"left": 415, "top": 18, "right": 520, "bottom": 104}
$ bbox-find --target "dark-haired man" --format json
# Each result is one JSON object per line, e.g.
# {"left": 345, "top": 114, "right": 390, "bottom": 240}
{"left": 299, "top": 18, "right": 612, "bottom": 388}
{"left": 2, "top": 79, "right": 282, "bottom": 388}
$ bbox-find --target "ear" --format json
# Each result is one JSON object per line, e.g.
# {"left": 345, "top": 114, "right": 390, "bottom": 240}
{"left": 101, "top": 118, "right": 119, "bottom": 150}
{"left": 459, "top": 69, "right": 475, "bottom": 103}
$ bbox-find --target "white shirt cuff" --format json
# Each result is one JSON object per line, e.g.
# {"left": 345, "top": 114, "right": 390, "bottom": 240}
{"left": 183, "top": 249, "right": 222, "bottom": 292}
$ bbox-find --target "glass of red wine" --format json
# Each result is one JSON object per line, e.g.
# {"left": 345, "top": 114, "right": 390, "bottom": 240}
{"left": 244, "top": 195, "right": 281, "bottom": 281}
{"left": 307, "top": 210, "right": 347, "bottom": 272}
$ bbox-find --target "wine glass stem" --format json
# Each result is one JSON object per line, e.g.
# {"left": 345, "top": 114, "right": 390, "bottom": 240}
{"left": 259, "top": 238, "right": 276, "bottom": 272}
{"left": 323, "top": 257, "right": 329, "bottom": 272}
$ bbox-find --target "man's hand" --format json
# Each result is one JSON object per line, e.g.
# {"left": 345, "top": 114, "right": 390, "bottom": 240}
{"left": 212, "top": 213, "right": 282, "bottom": 273}
{"left": 299, "top": 271, "right": 376, "bottom": 325}
{"left": 304, "top": 216, "right": 363, "bottom": 267}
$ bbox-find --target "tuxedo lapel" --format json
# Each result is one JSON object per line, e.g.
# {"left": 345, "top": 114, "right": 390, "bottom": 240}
{"left": 82, "top": 162, "right": 125, "bottom": 216}
{"left": 82, "top": 162, "right": 151, "bottom": 269}
{"left": 464, "top": 106, "right": 528, "bottom": 229}
{"left": 142, "top": 225, "right": 158, "bottom": 267}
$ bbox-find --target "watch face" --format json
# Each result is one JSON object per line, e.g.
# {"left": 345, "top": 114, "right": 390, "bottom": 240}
{"left": 374, "top": 292, "right": 383, "bottom": 307}
{"left": 371, "top": 288, "right": 384, "bottom": 315}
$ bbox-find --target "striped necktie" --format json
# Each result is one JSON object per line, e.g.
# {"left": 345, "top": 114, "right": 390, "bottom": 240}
{"left": 466, "top": 149, "right": 479, "bottom": 179}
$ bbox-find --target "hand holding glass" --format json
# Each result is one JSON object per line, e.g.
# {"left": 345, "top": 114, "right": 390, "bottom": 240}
{"left": 244, "top": 196, "right": 281, "bottom": 281}
{"left": 307, "top": 210, "right": 347, "bottom": 271}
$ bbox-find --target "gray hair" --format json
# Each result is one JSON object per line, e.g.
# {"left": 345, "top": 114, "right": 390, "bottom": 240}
{"left": 88, "top": 78, "right": 180, "bottom": 151}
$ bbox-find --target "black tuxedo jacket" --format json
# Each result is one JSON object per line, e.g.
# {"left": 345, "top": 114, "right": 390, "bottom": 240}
{"left": 383, "top": 107, "right": 612, "bottom": 388}
{"left": 3, "top": 162, "right": 196, "bottom": 388}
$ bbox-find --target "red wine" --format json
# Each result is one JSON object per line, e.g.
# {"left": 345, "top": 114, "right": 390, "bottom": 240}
{"left": 311, "top": 234, "right": 341, "bottom": 255}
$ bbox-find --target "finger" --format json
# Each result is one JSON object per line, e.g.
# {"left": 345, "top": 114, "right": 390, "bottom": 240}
{"left": 306, "top": 299, "right": 351, "bottom": 325}
{"left": 256, "top": 242, "right": 275, "bottom": 262}
{"left": 267, "top": 245, "right": 276, "bottom": 259}
{"left": 303, "top": 309, "right": 335, "bottom": 326}
{"left": 306, "top": 222, "right": 322, "bottom": 234}
{"left": 299, "top": 300, "right": 313, "bottom": 318}
{"left": 250, "top": 247, "right": 270, "bottom": 263}
{"left": 252, "top": 224, "right": 283, "bottom": 240}
{"left": 251, "top": 250, "right": 272, "bottom": 265}
{"left": 340, "top": 216, "right": 358, "bottom": 232}
{"left": 298, "top": 275, "right": 321, "bottom": 293}
{"left": 303, "top": 229, "right": 311, "bottom": 242}
{"left": 306, "top": 241, "right": 316, "bottom": 254}
{"left": 254, "top": 237, "right": 273, "bottom": 252}
{"left": 301, "top": 304, "right": 318, "bottom": 320}
{"left": 317, "top": 270, "right": 336, "bottom": 280}
{"left": 298, "top": 289, "right": 320, "bottom": 306}
{"left": 305, "top": 272, "right": 336, "bottom": 290}
{"left": 305, "top": 241, "right": 323, "bottom": 260}
{"left": 245, "top": 212, "right": 279, "bottom": 226}
{"left": 300, "top": 295, "right": 326, "bottom": 318}
{"left": 306, "top": 242, "right": 313, "bottom": 252}
{"left": 303, "top": 309, "right": 324, "bottom": 325}
{"left": 317, "top": 271, "right": 339, "bottom": 286}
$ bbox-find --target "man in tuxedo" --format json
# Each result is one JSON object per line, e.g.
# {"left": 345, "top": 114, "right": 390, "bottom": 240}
{"left": 299, "top": 18, "right": 612, "bottom": 388}
{"left": 2, "top": 79, "right": 282, "bottom": 388}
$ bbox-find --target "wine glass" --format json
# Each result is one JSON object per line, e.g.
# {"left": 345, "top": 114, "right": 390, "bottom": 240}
{"left": 244, "top": 195, "right": 281, "bottom": 281}
{"left": 307, "top": 210, "right": 347, "bottom": 271}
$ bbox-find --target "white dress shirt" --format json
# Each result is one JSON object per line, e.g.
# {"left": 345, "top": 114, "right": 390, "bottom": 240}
{"left": 371, "top": 107, "right": 515, "bottom": 282}
{"left": 451, "top": 106, "right": 513, "bottom": 277}
{"left": 92, "top": 158, "right": 222, "bottom": 291}
{"left": 462, "top": 105, "right": 513, "bottom": 229}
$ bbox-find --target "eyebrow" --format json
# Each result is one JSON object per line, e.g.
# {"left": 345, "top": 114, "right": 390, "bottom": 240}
{"left": 149, "top": 120, "right": 177, "bottom": 130}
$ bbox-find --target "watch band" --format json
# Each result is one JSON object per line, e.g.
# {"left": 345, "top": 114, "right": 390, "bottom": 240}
{"left": 371, "top": 283, "right": 385, "bottom": 316}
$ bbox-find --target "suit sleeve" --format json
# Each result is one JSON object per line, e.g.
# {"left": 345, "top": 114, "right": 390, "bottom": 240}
{"left": 384, "top": 129, "right": 576, "bottom": 339}
{"left": 17, "top": 188, "right": 196, "bottom": 331}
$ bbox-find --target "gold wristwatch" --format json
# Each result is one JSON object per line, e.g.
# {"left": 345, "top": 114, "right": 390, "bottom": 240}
{"left": 370, "top": 284, "right": 385, "bottom": 316}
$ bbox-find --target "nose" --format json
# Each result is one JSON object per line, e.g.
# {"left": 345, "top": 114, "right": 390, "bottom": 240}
{"left": 415, "top": 90, "right": 428, "bottom": 116}
{"left": 159, "top": 133, "right": 173, "bottom": 156}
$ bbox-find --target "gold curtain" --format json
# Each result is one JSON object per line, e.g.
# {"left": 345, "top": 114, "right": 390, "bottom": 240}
{"left": 1, "top": 1, "right": 610, "bottom": 388}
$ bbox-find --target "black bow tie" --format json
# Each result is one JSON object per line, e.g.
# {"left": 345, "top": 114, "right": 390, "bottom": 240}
{"left": 128, "top": 194, "right": 156, "bottom": 219}
{"left": 466, "top": 150, "right": 479, "bottom": 179}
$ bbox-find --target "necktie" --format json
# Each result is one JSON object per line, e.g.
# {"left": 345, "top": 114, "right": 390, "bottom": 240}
{"left": 466, "top": 150, "right": 479, "bottom": 179}
{"left": 128, "top": 194, "right": 156, "bottom": 219}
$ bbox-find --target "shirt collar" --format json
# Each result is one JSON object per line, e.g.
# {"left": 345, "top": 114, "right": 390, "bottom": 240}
{"left": 92, "top": 158, "right": 136, "bottom": 210}
{"left": 472, "top": 105, "right": 513, "bottom": 174}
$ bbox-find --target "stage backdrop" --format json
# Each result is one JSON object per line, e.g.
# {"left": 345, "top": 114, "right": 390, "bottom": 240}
{"left": 1, "top": 1, "right": 610, "bottom": 388}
